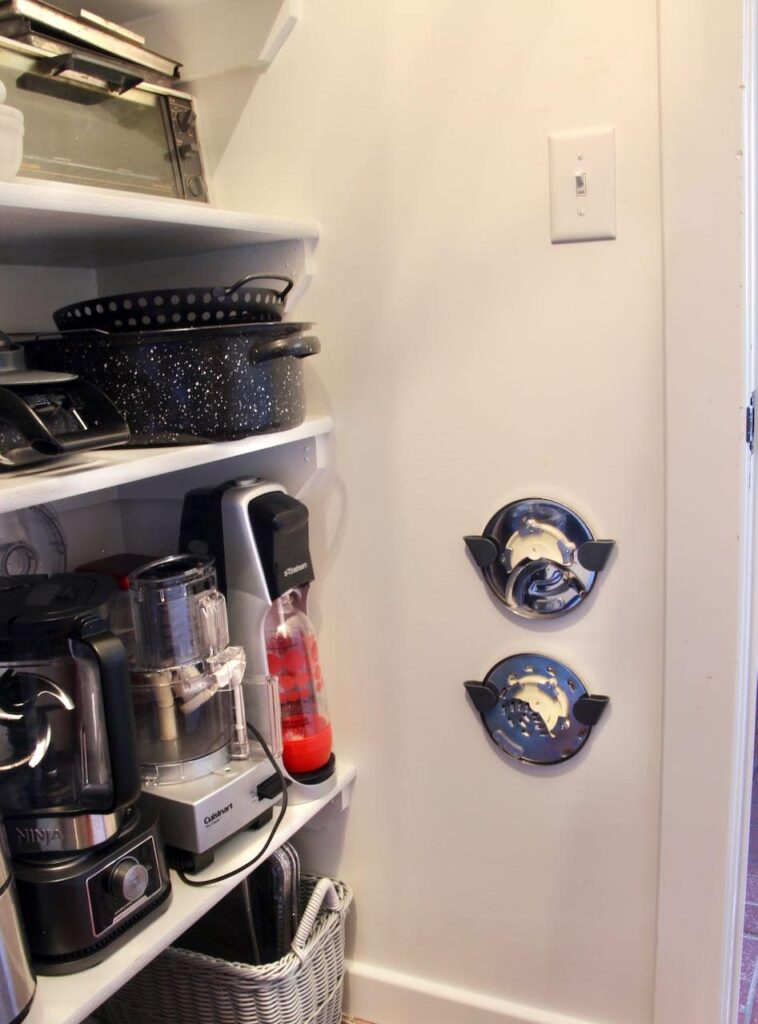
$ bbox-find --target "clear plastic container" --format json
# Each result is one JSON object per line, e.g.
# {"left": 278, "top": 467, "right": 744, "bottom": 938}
{"left": 129, "top": 555, "right": 248, "bottom": 785}
{"left": 130, "top": 555, "right": 223, "bottom": 669}
{"left": 265, "top": 590, "right": 332, "bottom": 775}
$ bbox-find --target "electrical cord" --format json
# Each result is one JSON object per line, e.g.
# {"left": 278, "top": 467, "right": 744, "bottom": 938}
{"left": 177, "top": 719, "right": 289, "bottom": 887}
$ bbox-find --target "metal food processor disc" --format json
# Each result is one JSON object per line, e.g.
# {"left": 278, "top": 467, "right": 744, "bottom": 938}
{"left": 0, "top": 505, "right": 66, "bottom": 576}
{"left": 469, "top": 654, "right": 604, "bottom": 766}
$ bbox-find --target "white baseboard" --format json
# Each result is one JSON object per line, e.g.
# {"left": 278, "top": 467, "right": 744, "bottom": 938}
{"left": 344, "top": 960, "right": 602, "bottom": 1024}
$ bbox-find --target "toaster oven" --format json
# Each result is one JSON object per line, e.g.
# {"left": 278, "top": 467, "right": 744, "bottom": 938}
{"left": 0, "top": 35, "right": 208, "bottom": 201}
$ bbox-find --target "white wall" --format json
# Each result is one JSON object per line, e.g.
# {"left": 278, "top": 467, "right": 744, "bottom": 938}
{"left": 212, "top": 3, "right": 665, "bottom": 1022}
{"left": 0, "top": 266, "right": 95, "bottom": 334}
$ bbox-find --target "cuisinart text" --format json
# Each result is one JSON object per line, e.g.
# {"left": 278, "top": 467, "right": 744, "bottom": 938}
{"left": 204, "top": 803, "right": 233, "bottom": 827}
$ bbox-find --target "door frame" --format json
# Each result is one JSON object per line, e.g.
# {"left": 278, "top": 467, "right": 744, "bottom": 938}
{"left": 655, "top": 1, "right": 754, "bottom": 1021}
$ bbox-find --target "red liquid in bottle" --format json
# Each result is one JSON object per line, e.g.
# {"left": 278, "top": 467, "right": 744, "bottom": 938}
{"left": 265, "top": 592, "right": 333, "bottom": 774}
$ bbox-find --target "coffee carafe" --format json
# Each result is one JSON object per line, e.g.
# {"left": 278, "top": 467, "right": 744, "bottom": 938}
{"left": 0, "top": 574, "right": 171, "bottom": 974}
{"left": 127, "top": 555, "right": 286, "bottom": 874}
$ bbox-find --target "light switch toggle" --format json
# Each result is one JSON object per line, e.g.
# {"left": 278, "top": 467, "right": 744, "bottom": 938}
{"left": 575, "top": 171, "right": 587, "bottom": 197}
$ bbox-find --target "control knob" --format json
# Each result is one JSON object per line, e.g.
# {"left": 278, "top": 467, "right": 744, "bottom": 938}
{"left": 186, "top": 175, "right": 206, "bottom": 198}
{"left": 108, "top": 858, "right": 149, "bottom": 903}
{"left": 175, "top": 107, "right": 196, "bottom": 132}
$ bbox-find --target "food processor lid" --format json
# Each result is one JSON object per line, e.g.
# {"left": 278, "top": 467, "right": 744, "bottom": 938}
{"left": 0, "top": 573, "right": 117, "bottom": 659}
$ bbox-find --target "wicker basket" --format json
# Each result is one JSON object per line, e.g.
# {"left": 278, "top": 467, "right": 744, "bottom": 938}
{"left": 97, "top": 876, "right": 353, "bottom": 1024}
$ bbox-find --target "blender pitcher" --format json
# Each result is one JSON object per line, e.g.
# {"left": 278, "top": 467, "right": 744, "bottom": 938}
{"left": 0, "top": 573, "right": 140, "bottom": 855}
{"left": 128, "top": 555, "right": 248, "bottom": 785}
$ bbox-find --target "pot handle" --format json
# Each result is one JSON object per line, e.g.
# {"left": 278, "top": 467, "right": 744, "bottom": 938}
{"left": 249, "top": 335, "right": 321, "bottom": 365}
{"left": 220, "top": 275, "right": 295, "bottom": 301}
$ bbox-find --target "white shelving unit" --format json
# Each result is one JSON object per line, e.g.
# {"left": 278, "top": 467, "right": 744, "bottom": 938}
{"left": 0, "top": 414, "right": 332, "bottom": 514}
{"left": 0, "top": 171, "right": 353, "bottom": 1024}
{"left": 25, "top": 762, "right": 357, "bottom": 1024}
{"left": 0, "top": 175, "right": 326, "bottom": 515}
{"left": 0, "top": 179, "right": 319, "bottom": 267}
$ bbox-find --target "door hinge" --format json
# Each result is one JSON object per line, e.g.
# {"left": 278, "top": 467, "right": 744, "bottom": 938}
{"left": 747, "top": 391, "right": 755, "bottom": 453}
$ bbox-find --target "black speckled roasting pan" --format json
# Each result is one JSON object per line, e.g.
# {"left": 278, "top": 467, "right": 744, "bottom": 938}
{"left": 21, "top": 323, "right": 320, "bottom": 447}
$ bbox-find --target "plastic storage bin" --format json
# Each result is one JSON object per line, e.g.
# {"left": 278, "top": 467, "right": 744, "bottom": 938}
{"left": 96, "top": 875, "right": 353, "bottom": 1024}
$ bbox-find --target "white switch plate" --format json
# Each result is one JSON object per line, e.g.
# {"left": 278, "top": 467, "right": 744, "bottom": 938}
{"left": 548, "top": 126, "right": 616, "bottom": 243}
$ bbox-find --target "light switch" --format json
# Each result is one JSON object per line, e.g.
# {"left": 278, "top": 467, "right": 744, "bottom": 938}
{"left": 548, "top": 127, "right": 616, "bottom": 243}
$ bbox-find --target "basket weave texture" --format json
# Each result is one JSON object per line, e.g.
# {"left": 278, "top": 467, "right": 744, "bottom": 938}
{"left": 97, "top": 876, "right": 353, "bottom": 1024}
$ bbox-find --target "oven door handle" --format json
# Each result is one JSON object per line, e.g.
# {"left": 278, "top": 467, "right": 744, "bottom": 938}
{"left": 37, "top": 52, "right": 144, "bottom": 95}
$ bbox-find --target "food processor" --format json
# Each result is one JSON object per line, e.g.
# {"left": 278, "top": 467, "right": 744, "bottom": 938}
{"left": 128, "top": 555, "right": 286, "bottom": 873}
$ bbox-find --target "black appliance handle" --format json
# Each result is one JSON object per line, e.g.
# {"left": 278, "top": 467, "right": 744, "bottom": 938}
{"left": 36, "top": 52, "right": 144, "bottom": 95}
{"left": 220, "top": 275, "right": 294, "bottom": 301}
{"left": 0, "top": 381, "right": 129, "bottom": 458}
{"left": 72, "top": 627, "right": 141, "bottom": 810}
{"left": 248, "top": 335, "right": 321, "bottom": 366}
{"left": 0, "top": 387, "right": 67, "bottom": 456}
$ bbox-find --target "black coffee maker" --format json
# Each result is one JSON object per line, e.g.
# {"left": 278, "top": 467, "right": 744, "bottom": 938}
{"left": 0, "top": 574, "right": 171, "bottom": 974}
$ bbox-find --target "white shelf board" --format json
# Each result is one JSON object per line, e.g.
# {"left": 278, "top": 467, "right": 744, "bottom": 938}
{"left": 0, "top": 179, "right": 320, "bottom": 267}
{"left": 26, "top": 760, "right": 357, "bottom": 1024}
{"left": 0, "top": 415, "right": 332, "bottom": 513}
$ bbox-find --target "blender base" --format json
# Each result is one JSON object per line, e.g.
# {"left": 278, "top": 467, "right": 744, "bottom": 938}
{"left": 32, "top": 887, "right": 172, "bottom": 976}
{"left": 13, "top": 807, "right": 172, "bottom": 975}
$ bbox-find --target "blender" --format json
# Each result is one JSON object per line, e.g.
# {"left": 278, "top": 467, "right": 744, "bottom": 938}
{"left": 0, "top": 573, "right": 171, "bottom": 974}
{"left": 128, "top": 555, "right": 285, "bottom": 873}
